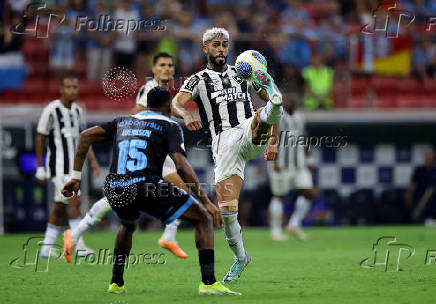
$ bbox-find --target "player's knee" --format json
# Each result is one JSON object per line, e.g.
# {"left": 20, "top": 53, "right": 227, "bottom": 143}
{"left": 52, "top": 203, "right": 66, "bottom": 219}
{"left": 200, "top": 208, "right": 213, "bottom": 226}
{"left": 218, "top": 200, "right": 238, "bottom": 212}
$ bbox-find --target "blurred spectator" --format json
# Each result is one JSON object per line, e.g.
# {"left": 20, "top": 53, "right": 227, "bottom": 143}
{"left": 113, "top": 0, "right": 139, "bottom": 68}
{"left": 69, "top": 0, "right": 89, "bottom": 61}
{"left": 412, "top": 39, "right": 436, "bottom": 79}
{"left": 404, "top": 0, "right": 435, "bottom": 23}
{"left": 7, "top": 0, "right": 31, "bottom": 14}
{"left": 315, "top": 15, "right": 348, "bottom": 66}
{"left": 0, "top": 12, "right": 25, "bottom": 93}
{"left": 302, "top": 54, "right": 334, "bottom": 110}
{"left": 49, "top": 2, "right": 76, "bottom": 78}
{"left": 280, "top": 0, "right": 312, "bottom": 31}
{"left": 86, "top": 0, "right": 115, "bottom": 80}
{"left": 135, "top": 3, "right": 158, "bottom": 79}
{"left": 279, "top": 22, "right": 312, "bottom": 70}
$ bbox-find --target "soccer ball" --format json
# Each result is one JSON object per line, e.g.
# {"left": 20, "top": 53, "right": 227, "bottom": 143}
{"left": 235, "top": 50, "right": 267, "bottom": 81}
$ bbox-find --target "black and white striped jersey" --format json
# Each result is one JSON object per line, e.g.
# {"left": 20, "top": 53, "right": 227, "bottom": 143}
{"left": 136, "top": 79, "right": 159, "bottom": 107}
{"left": 276, "top": 111, "right": 306, "bottom": 171}
{"left": 36, "top": 100, "right": 86, "bottom": 177}
{"left": 180, "top": 65, "right": 261, "bottom": 138}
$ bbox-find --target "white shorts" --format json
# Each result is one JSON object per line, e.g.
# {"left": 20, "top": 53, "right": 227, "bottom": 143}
{"left": 268, "top": 167, "right": 313, "bottom": 196}
{"left": 162, "top": 155, "right": 177, "bottom": 177}
{"left": 212, "top": 116, "right": 269, "bottom": 183}
{"left": 51, "top": 175, "right": 79, "bottom": 204}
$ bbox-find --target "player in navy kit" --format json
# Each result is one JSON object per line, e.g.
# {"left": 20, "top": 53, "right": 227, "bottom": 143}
{"left": 62, "top": 87, "right": 240, "bottom": 295}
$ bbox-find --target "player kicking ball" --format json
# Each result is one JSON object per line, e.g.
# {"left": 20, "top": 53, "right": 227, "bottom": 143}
{"left": 62, "top": 87, "right": 240, "bottom": 295}
{"left": 64, "top": 53, "right": 188, "bottom": 260}
{"left": 172, "top": 28, "right": 283, "bottom": 283}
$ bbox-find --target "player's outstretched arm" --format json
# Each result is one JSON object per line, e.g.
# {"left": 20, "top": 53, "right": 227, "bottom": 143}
{"left": 62, "top": 126, "right": 108, "bottom": 197}
{"left": 172, "top": 92, "right": 202, "bottom": 130}
{"left": 35, "top": 133, "right": 48, "bottom": 184}
{"left": 171, "top": 152, "right": 223, "bottom": 227}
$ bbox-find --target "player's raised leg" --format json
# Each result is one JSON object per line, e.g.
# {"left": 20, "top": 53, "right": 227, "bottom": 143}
{"left": 158, "top": 171, "right": 189, "bottom": 259}
{"left": 67, "top": 195, "right": 94, "bottom": 255}
{"left": 64, "top": 196, "right": 112, "bottom": 262}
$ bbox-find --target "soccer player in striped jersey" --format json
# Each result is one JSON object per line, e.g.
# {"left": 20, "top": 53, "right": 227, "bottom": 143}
{"left": 64, "top": 53, "right": 189, "bottom": 260}
{"left": 172, "top": 27, "right": 283, "bottom": 283}
{"left": 133, "top": 52, "right": 189, "bottom": 258}
{"left": 35, "top": 75, "right": 100, "bottom": 258}
{"left": 267, "top": 95, "right": 317, "bottom": 241}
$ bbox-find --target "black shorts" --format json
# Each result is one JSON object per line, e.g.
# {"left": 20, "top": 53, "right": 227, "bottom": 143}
{"left": 104, "top": 174, "right": 194, "bottom": 225}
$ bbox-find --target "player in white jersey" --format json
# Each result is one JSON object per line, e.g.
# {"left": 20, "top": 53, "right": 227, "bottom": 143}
{"left": 267, "top": 95, "right": 317, "bottom": 241}
{"left": 172, "top": 28, "right": 283, "bottom": 283}
{"left": 35, "top": 75, "right": 100, "bottom": 258}
{"left": 63, "top": 53, "right": 189, "bottom": 260}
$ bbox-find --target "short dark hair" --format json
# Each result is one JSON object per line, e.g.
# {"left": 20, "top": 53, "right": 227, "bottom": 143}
{"left": 147, "top": 86, "right": 171, "bottom": 108}
{"left": 153, "top": 52, "right": 173, "bottom": 65}
{"left": 61, "top": 74, "right": 78, "bottom": 86}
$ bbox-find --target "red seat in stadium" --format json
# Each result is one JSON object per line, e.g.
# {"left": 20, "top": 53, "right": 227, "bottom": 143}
{"left": 79, "top": 80, "right": 102, "bottom": 97}
{"left": 351, "top": 78, "right": 368, "bottom": 95}
{"left": 396, "top": 94, "right": 423, "bottom": 108}
{"left": 421, "top": 94, "right": 436, "bottom": 108}
{"left": 74, "top": 61, "right": 88, "bottom": 79}
{"left": 377, "top": 92, "right": 397, "bottom": 108}
{"left": 397, "top": 78, "right": 421, "bottom": 93}
{"left": 423, "top": 78, "right": 436, "bottom": 94}
{"left": 1, "top": 90, "right": 21, "bottom": 102}
{"left": 371, "top": 77, "right": 398, "bottom": 93}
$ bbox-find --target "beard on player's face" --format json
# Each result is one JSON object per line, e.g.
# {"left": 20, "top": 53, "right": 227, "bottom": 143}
{"left": 209, "top": 53, "right": 227, "bottom": 67}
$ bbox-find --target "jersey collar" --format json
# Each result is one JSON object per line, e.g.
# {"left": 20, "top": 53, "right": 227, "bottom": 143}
{"left": 206, "top": 64, "right": 229, "bottom": 76}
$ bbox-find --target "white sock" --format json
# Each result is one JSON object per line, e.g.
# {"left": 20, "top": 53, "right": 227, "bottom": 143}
{"left": 289, "top": 196, "right": 311, "bottom": 228}
{"left": 222, "top": 211, "right": 245, "bottom": 261}
{"left": 269, "top": 197, "right": 283, "bottom": 235}
{"left": 41, "top": 223, "right": 61, "bottom": 252}
{"left": 69, "top": 218, "right": 87, "bottom": 249}
{"left": 162, "top": 219, "right": 181, "bottom": 242}
{"left": 71, "top": 197, "right": 112, "bottom": 242}
{"left": 260, "top": 101, "right": 282, "bottom": 125}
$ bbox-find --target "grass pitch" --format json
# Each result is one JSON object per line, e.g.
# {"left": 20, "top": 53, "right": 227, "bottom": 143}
{"left": 1, "top": 226, "right": 435, "bottom": 304}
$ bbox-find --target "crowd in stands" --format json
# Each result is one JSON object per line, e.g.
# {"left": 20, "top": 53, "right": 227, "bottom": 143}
{"left": 1, "top": 0, "right": 436, "bottom": 109}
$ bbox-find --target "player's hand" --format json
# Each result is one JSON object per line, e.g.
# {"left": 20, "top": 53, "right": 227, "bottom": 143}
{"left": 184, "top": 113, "right": 202, "bottom": 131}
{"left": 35, "top": 167, "right": 47, "bottom": 185}
{"left": 204, "top": 201, "right": 224, "bottom": 228}
{"left": 62, "top": 179, "right": 81, "bottom": 198}
{"left": 91, "top": 161, "right": 101, "bottom": 178}
{"left": 264, "top": 144, "right": 278, "bottom": 161}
